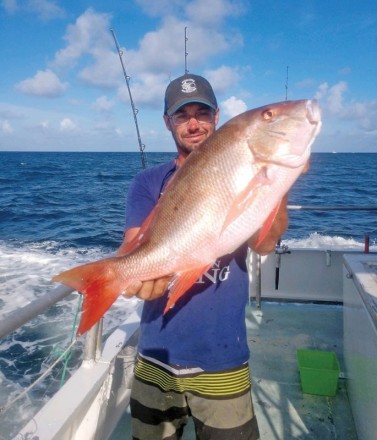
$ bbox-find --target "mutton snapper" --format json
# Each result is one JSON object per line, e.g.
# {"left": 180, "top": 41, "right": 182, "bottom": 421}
{"left": 53, "top": 100, "right": 321, "bottom": 335}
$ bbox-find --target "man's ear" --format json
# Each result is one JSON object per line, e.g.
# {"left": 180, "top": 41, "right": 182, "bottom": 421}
{"left": 163, "top": 114, "right": 172, "bottom": 132}
{"left": 214, "top": 108, "right": 220, "bottom": 126}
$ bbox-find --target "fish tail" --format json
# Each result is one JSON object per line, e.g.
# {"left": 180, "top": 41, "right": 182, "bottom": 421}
{"left": 52, "top": 258, "right": 132, "bottom": 335}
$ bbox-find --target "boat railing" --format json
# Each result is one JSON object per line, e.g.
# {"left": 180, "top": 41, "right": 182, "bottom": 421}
{"left": 288, "top": 204, "right": 377, "bottom": 211}
{"left": 0, "top": 285, "right": 103, "bottom": 363}
{"left": 250, "top": 204, "right": 377, "bottom": 308}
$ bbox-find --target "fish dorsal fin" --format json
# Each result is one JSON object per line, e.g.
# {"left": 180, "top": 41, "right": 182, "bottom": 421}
{"left": 117, "top": 204, "right": 159, "bottom": 256}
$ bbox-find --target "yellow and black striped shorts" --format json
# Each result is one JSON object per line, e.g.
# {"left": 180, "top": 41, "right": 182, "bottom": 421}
{"left": 130, "top": 355, "right": 260, "bottom": 440}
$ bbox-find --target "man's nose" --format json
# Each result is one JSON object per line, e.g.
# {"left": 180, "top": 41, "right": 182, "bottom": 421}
{"left": 187, "top": 116, "right": 200, "bottom": 129}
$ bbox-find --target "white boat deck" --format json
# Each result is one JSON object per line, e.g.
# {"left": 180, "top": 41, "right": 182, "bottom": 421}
{"left": 110, "top": 301, "right": 357, "bottom": 439}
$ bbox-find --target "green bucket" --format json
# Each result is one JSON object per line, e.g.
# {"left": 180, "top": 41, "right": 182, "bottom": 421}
{"left": 297, "top": 349, "right": 340, "bottom": 396}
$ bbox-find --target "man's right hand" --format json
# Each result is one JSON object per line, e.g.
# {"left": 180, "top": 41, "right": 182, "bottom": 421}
{"left": 122, "top": 277, "right": 170, "bottom": 301}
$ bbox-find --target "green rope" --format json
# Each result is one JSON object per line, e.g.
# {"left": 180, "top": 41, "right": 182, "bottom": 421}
{"left": 52, "top": 294, "right": 83, "bottom": 387}
{"left": 60, "top": 294, "right": 83, "bottom": 387}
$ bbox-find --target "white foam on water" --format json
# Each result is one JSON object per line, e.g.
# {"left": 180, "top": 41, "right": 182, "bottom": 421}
{"left": 284, "top": 232, "right": 377, "bottom": 251}
{"left": 0, "top": 241, "right": 142, "bottom": 438}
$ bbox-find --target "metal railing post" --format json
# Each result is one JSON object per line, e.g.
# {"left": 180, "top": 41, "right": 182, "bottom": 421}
{"left": 83, "top": 319, "right": 103, "bottom": 362}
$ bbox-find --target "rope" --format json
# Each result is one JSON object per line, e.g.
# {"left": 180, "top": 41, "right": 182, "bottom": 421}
{"left": 58, "top": 294, "right": 83, "bottom": 387}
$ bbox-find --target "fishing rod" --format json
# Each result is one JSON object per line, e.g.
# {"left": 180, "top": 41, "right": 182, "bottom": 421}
{"left": 110, "top": 28, "right": 147, "bottom": 169}
{"left": 185, "top": 27, "right": 189, "bottom": 74}
{"left": 285, "top": 66, "right": 289, "bottom": 101}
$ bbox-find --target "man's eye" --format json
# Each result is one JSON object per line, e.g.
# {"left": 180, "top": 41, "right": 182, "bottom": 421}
{"left": 174, "top": 114, "right": 187, "bottom": 123}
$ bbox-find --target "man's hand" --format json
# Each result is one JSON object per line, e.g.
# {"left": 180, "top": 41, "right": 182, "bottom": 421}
{"left": 248, "top": 194, "right": 288, "bottom": 255}
{"left": 122, "top": 277, "right": 170, "bottom": 301}
{"left": 116, "top": 227, "right": 170, "bottom": 301}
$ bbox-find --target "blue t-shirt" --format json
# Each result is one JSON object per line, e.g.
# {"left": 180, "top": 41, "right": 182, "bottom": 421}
{"left": 125, "top": 160, "right": 250, "bottom": 372}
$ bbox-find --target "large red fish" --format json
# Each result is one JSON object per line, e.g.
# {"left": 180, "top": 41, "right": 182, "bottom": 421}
{"left": 53, "top": 100, "right": 321, "bottom": 335}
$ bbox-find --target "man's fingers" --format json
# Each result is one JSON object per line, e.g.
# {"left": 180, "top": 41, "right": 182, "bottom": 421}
{"left": 122, "top": 280, "right": 143, "bottom": 298}
{"left": 153, "top": 277, "right": 170, "bottom": 297}
{"left": 122, "top": 277, "right": 171, "bottom": 300}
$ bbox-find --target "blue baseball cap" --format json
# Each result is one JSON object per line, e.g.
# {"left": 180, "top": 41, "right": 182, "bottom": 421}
{"left": 164, "top": 74, "right": 218, "bottom": 116}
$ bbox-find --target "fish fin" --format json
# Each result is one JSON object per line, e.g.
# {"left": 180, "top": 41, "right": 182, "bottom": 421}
{"left": 52, "top": 259, "right": 133, "bottom": 335}
{"left": 253, "top": 201, "right": 281, "bottom": 248}
{"left": 117, "top": 207, "right": 158, "bottom": 256}
{"left": 163, "top": 264, "right": 212, "bottom": 314}
{"left": 221, "top": 169, "right": 268, "bottom": 234}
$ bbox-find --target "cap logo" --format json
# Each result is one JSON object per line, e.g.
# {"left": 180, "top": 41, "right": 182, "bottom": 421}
{"left": 181, "top": 78, "right": 196, "bottom": 94}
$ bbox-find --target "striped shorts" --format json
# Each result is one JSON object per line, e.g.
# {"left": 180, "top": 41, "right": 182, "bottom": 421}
{"left": 130, "top": 355, "right": 260, "bottom": 440}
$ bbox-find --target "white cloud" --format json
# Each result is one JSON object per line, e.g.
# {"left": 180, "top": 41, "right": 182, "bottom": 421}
{"left": 52, "top": 9, "right": 112, "bottom": 68}
{"left": 92, "top": 96, "right": 114, "bottom": 112}
{"left": 134, "top": 0, "right": 182, "bottom": 17}
{"left": 315, "top": 81, "right": 377, "bottom": 135}
{"left": 2, "top": 0, "right": 18, "bottom": 13}
{"left": 315, "top": 81, "right": 347, "bottom": 114}
{"left": 16, "top": 69, "right": 68, "bottom": 98}
{"left": 0, "top": 119, "right": 14, "bottom": 134}
{"left": 118, "top": 73, "right": 167, "bottom": 109}
{"left": 136, "top": 0, "right": 245, "bottom": 24}
{"left": 205, "top": 65, "right": 241, "bottom": 94}
{"left": 185, "top": 0, "right": 245, "bottom": 26}
{"left": 51, "top": 9, "right": 121, "bottom": 88}
{"left": 59, "top": 118, "right": 76, "bottom": 131}
{"left": 41, "top": 4, "right": 244, "bottom": 108}
{"left": 30, "top": 0, "right": 65, "bottom": 20}
{"left": 48, "top": 3, "right": 243, "bottom": 95}
{"left": 2, "top": 0, "right": 65, "bottom": 20}
{"left": 327, "top": 81, "right": 347, "bottom": 114}
{"left": 342, "top": 100, "right": 377, "bottom": 133}
{"left": 221, "top": 96, "right": 247, "bottom": 118}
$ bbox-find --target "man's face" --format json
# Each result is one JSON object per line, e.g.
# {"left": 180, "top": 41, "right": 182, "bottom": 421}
{"left": 164, "top": 103, "right": 219, "bottom": 158}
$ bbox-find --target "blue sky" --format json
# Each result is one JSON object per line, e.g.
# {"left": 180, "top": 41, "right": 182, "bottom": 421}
{"left": 0, "top": 0, "right": 376, "bottom": 153}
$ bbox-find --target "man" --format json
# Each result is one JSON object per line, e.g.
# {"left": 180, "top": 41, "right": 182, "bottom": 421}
{"left": 118, "top": 74, "right": 288, "bottom": 440}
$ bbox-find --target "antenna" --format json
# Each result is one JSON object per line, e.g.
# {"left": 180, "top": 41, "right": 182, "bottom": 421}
{"left": 184, "top": 27, "right": 189, "bottom": 74}
{"left": 110, "top": 29, "right": 147, "bottom": 169}
{"left": 285, "top": 65, "right": 289, "bottom": 101}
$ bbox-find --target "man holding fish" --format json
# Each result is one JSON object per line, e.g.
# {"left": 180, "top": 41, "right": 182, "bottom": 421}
{"left": 53, "top": 73, "right": 321, "bottom": 438}
{"left": 118, "top": 74, "right": 303, "bottom": 440}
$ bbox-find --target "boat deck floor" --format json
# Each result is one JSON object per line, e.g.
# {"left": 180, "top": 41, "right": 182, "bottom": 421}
{"left": 110, "top": 301, "right": 357, "bottom": 439}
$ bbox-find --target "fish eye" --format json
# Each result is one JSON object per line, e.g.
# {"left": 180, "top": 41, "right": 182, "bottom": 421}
{"left": 262, "top": 109, "right": 274, "bottom": 120}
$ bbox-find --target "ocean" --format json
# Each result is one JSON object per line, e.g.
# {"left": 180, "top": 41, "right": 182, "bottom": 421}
{"left": 0, "top": 151, "right": 377, "bottom": 436}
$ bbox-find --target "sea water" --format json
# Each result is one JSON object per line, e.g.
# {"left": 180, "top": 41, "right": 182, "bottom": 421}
{"left": 0, "top": 151, "right": 376, "bottom": 437}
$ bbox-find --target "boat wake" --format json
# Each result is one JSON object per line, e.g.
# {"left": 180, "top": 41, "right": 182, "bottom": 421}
{"left": 0, "top": 240, "right": 141, "bottom": 438}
